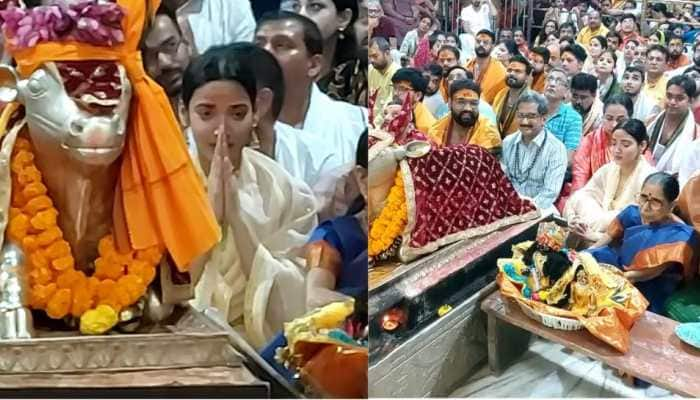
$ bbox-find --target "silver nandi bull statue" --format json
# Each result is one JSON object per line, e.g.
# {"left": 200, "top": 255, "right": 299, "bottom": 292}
{"left": 0, "top": 0, "right": 218, "bottom": 338}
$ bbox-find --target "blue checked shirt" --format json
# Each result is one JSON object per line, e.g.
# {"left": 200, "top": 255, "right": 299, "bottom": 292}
{"left": 545, "top": 102, "right": 583, "bottom": 151}
{"left": 502, "top": 128, "right": 568, "bottom": 210}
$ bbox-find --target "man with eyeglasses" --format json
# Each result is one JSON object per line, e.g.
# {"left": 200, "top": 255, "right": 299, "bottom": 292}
{"left": 621, "top": 65, "right": 661, "bottom": 123}
{"left": 492, "top": 55, "right": 532, "bottom": 138}
{"left": 143, "top": 6, "right": 193, "bottom": 118}
{"left": 464, "top": 29, "right": 506, "bottom": 105}
{"left": 391, "top": 67, "right": 436, "bottom": 134}
{"left": 543, "top": 68, "right": 583, "bottom": 163}
{"left": 501, "top": 91, "right": 568, "bottom": 212}
{"left": 643, "top": 45, "right": 670, "bottom": 107}
{"left": 427, "top": 79, "right": 501, "bottom": 152}
{"left": 444, "top": 66, "right": 498, "bottom": 125}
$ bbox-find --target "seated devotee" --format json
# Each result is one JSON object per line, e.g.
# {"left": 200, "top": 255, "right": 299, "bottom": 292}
{"left": 565, "top": 119, "right": 656, "bottom": 244}
{"left": 163, "top": 0, "right": 256, "bottom": 53}
{"left": 559, "top": 21, "right": 577, "bottom": 43}
{"left": 502, "top": 91, "right": 568, "bottom": 212}
{"left": 643, "top": 45, "right": 670, "bottom": 107}
{"left": 492, "top": 39, "right": 520, "bottom": 68}
{"left": 581, "top": 35, "right": 607, "bottom": 75}
{"left": 184, "top": 46, "right": 318, "bottom": 349}
{"left": 390, "top": 67, "right": 435, "bottom": 134}
{"left": 304, "top": 131, "right": 368, "bottom": 311}
{"left": 492, "top": 55, "right": 533, "bottom": 138}
{"left": 436, "top": 45, "right": 461, "bottom": 100}
{"left": 255, "top": 11, "right": 368, "bottom": 166}
{"left": 667, "top": 34, "right": 691, "bottom": 71}
{"left": 422, "top": 64, "right": 449, "bottom": 118}
{"left": 513, "top": 27, "right": 530, "bottom": 58}
{"left": 647, "top": 75, "right": 700, "bottom": 176}
{"left": 427, "top": 79, "right": 501, "bottom": 152}
{"left": 683, "top": 66, "right": 700, "bottom": 124}
{"left": 576, "top": 9, "right": 609, "bottom": 51}
{"left": 142, "top": 6, "right": 194, "bottom": 125}
{"left": 287, "top": 0, "right": 367, "bottom": 106}
{"left": 529, "top": 47, "right": 550, "bottom": 93}
{"left": 597, "top": 49, "right": 622, "bottom": 102}
{"left": 445, "top": 66, "right": 498, "bottom": 125}
{"left": 560, "top": 44, "right": 587, "bottom": 77}
{"left": 571, "top": 94, "right": 640, "bottom": 191}
{"left": 621, "top": 65, "right": 662, "bottom": 123}
{"left": 544, "top": 68, "right": 584, "bottom": 160}
{"left": 369, "top": 37, "right": 400, "bottom": 126}
{"left": 465, "top": 29, "right": 507, "bottom": 105}
{"left": 230, "top": 43, "right": 342, "bottom": 188}
{"left": 571, "top": 73, "right": 603, "bottom": 136}
{"left": 587, "top": 172, "right": 698, "bottom": 314}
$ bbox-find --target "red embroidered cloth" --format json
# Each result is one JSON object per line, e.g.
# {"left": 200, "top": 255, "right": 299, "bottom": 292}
{"left": 400, "top": 144, "right": 538, "bottom": 259}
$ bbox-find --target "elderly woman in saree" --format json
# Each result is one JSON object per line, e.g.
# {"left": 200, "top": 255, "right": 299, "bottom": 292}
{"left": 646, "top": 75, "right": 700, "bottom": 176}
{"left": 565, "top": 119, "right": 656, "bottom": 244}
{"left": 183, "top": 46, "right": 318, "bottom": 349}
{"left": 587, "top": 172, "right": 699, "bottom": 314}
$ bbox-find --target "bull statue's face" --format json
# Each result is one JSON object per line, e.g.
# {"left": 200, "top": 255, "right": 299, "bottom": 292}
{"left": 368, "top": 140, "right": 430, "bottom": 221}
{"left": 0, "top": 61, "right": 131, "bottom": 166}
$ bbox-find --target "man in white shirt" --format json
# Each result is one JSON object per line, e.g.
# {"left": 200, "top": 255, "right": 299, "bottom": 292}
{"left": 459, "top": 0, "right": 496, "bottom": 36}
{"left": 255, "top": 11, "right": 367, "bottom": 166}
{"left": 621, "top": 65, "right": 662, "bottom": 123}
{"left": 163, "top": 0, "right": 256, "bottom": 54}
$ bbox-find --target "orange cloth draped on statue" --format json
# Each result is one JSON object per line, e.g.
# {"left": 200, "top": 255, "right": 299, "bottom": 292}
{"left": 464, "top": 57, "right": 506, "bottom": 105}
{"left": 427, "top": 114, "right": 501, "bottom": 150}
{"left": 492, "top": 87, "right": 524, "bottom": 137}
{"left": 9, "top": 0, "right": 220, "bottom": 271}
{"left": 532, "top": 72, "right": 546, "bottom": 94}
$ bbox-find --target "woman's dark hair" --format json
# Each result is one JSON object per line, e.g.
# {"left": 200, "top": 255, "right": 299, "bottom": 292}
{"left": 612, "top": 118, "right": 648, "bottom": 149}
{"left": 546, "top": 32, "right": 560, "bottom": 41}
{"left": 536, "top": 19, "right": 559, "bottom": 45}
{"left": 599, "top": 48, "right": 618, "bottom": 65}
{"left": 642, "top": 172, "right": 680, "bottom": 203}
{"left": 445, "top": 32, "right": 461, "bottom": 49}
{"left": 182, "top": 45, "right": 257, "bottom": 108}
{"left": 531, "top": 47, "right": 551, "bottom": 65}
{"left": 667, "top": 75, "right": 697, "bottom": 99}
{"left": 331, "top": 0, "right": 360, "bottom": 65}
{"left": 604, "top": 94, "right": 634, "bottom": 118}
{"left": 429, "top": 31, "right": 445, "bottom": 49}
{"left": 591, "top": 35, "right": 608, "bottom": 50}
{"left": 500, "top": 39, "right": 520, "bottom": 57}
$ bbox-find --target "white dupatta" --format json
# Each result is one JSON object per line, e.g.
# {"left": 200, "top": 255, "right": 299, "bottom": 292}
{"left": 192, "top": 147, "right": 318, "bottom": 349}
{"left": 649, "top": 111, "right": 700, "bottom": 175}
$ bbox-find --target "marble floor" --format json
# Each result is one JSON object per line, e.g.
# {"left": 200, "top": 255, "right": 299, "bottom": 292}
{"left": 450, "top": 338, "right": 679, "bottom": 398}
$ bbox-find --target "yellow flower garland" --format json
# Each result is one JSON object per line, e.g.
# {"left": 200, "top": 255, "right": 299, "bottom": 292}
{"left": 368, "top": 172, "right": 407, "bottom": 257}
{"left": 7, "top": 136, "right": 162, "bottom": 323}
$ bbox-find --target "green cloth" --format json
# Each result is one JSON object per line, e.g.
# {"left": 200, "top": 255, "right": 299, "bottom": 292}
{"left": 664, "top": 279, "right": 700, "bottom": 322}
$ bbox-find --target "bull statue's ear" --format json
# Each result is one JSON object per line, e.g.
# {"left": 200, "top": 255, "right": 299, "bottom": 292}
{"left": 0, "top": 66, "right": 20, "bottom": 103}
{"left": 404, "top": 140, "right": 431, "bottom": 158}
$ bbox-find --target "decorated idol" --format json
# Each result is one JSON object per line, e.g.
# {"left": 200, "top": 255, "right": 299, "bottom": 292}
{"left": 368, "top": 96, "right": 540, "bottom": 263}
{"left": 0, "top": 0, "right": 219, "bottom": 337}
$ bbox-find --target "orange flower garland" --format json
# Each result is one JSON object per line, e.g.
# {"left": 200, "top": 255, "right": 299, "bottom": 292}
{"left": 7, "top": 136, "right": 162, "bottom": 321}
{"left": 368, "top": 172, "right": 407, "bottom": 257}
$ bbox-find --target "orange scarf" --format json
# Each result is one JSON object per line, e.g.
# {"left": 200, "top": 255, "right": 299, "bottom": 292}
{"left": 9, "top": 0, "right": 220, "bottom": 271}
{"left": 464, "top": 57, "right": 506, "bottom": 105}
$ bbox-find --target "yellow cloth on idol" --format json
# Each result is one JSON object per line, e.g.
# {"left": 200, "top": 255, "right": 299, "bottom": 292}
{"left": 427, "top": 114, "right": 501, "bottom": 150}
{"left": 8, "top": 0, "right": 220, "bottom": 270}
{"left": 576, "top": 25, "right": 610, "bottom": 51}
{"left": 497, "top": 244, "right": 648, "bottom": 353}
{"left": 414, "top": 101, "right": 437, "bottom": 134}
{"left": 465, "top": 57, "right": 507, "bottom": 106}
{"left": 492, "top": 87, "right": 522, "bottom": 137}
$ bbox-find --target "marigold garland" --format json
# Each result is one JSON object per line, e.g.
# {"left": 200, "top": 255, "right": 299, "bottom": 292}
{"left": 7, "top": 136, "right": 162, "bottom": 322}
{"left": 368, "top": 172, "right": 407, "bottom": 257}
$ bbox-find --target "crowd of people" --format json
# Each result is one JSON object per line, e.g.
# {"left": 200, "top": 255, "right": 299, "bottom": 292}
{"left": 369, "top": 0, "right": 700, "bottom": 336}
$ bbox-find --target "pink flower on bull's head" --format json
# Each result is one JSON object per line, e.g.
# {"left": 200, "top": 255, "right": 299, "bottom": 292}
{"left": 0, "top": 0, "right": 125, "bottom": 49}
